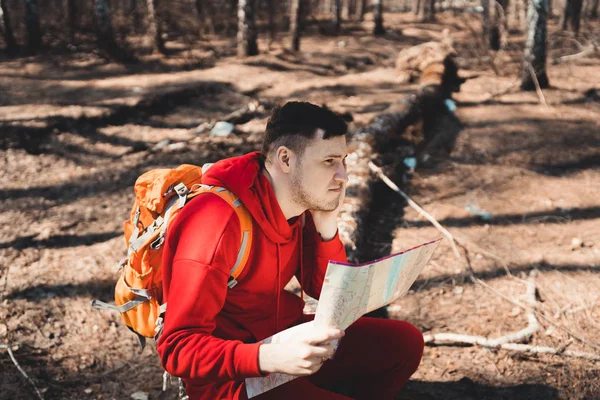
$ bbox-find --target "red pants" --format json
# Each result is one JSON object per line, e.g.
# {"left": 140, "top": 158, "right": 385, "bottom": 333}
{"left": 243, "top": 317, "right": 424, "bottom": 400}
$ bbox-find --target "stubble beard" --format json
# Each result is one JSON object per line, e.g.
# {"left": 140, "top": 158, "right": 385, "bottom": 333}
{"left": 290, "top": 166, "right": 339, "bottom": 212}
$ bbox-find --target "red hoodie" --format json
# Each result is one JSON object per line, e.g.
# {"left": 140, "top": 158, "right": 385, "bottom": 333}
{"left": 157, "top": 152, "right": 348, "bottom": 399}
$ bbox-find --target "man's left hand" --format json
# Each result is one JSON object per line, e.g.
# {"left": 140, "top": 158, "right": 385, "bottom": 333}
{"left": 310, "top": 183, "right": 346, "bottom": 242}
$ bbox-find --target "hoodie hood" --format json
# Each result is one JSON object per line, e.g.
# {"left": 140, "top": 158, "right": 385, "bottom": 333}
{"left": 201, "top": 152, "right": 299, "bottom": 244}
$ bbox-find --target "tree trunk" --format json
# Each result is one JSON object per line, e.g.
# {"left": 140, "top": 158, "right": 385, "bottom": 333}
{"left": 267, "top": 0, "right": 277, "bottom": 42}
{"left": 289, "top": 0, "right": 303, "bottom": 51}
{"left": 190, "top": 0, "right": 200, "bottom": 27}
{"left": 0, "top": 0, "right": 17, "bottom": 52}
{"left": 219, "top": 0, "right": 234, "bottom": 36}
{"left": 193, "top": 0, "right": 202, "bottom": 17}
{"left": 571, "top": 0, "right": 582, "bottom": 33}
{"left": 63, "top": 0, "right": 77, "bottom": 41}
{"left": 560, "top": 0, "right": 568, "bottom": 27}
{"left": 427, "top": 0, "right": 436, "bottom": 20}
{"left": 510, "top": 0, "right": 520, "bottom": 27}
{"left": 591, "top": 0, "right": 599, "bottom": 18}
{"left": 129, "top": 0, "right": 143, "bottom": 33}
{"left": 560, "top": 0, "right": 582, "bottom": 32}
{"left": 355, "top": 0, "right": 366, "bottom": 21}
{"left": 521, "top": 0, "right": 549, "bottom": 91}
{"left": 342, "top": 0, "right": 351, "bottom": 19}
{"left": 514, "top": 0, "right": 528, "bottom": 30}
{"left": 417, "top": 0, "right": 427, "bottom": 20}
{"left": 413, "top": 0, "right": 421, "bottom": 15}
{"left": 496, "top": 0, "right": 509, "bottom": 47}
{"left": 237, "top": 0, "right": 258, "bottom": 57}
{"left": 24, "top": 0, "right": 42, "bottom": 52}
{"left": 501, "top": 0, "right": 510, "bottom": 29}
{"left": 146, "top": 0, "right": 165, "bottom": 53}
{"left": 373, "top": 0, "right": 385, "bottom": 35}
{"left": 485, "top": 0, "right": 500, "bottom": 49}
{"left": 333, "top": 0, "right": 341, "bottom": 33}
{"left": 304, "top": 0, "right": 312, "bottom": 17}
{"left": 95, "top": 0, "right": 119, "bottom": 55}
{"left": 482, "top": 0, "right": 490, "bottom": 35}
{"left": 191, "top": 0, "right": 201, "bottom": 34}
{"left": 195, "top": 0, "right": 215, "bottom": 35}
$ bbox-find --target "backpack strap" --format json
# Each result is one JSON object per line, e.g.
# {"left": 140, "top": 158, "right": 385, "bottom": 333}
{"left": 187, "top": 185, "right": 253, "bottom": 289}
{"left": 154, "top": 185, "right": 253, "bottom": 343}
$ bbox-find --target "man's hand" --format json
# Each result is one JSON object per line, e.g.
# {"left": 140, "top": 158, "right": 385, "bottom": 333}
{"left": 258, "top": 328, "right": 344, "bottom": 376}
{"left": 310, "top": 183, "right": 346, "bottom": 242}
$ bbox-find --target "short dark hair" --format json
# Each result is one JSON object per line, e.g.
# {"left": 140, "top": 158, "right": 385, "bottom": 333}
{"left": 261, "top": 102, "right": 348, "bottom": 162}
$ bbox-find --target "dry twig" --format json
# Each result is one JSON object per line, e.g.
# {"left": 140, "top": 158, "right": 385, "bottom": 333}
{"left": 474, "top": 277, "right": 600, "bottom": 353}
{"left": 423, "top": 269, "right": 600, "bottom": 361}
{"left": 554, "top": 44, "right": 598, "bottom": 64}
{"left": 526, "top": 63, "right": 548, "bottom": 107}
{"left": 0, "top": 344, "right": 44, "bottom": 399}
{"left": 480, "top": 79, "right": 521, "bottom": 103}
{"left": 368, "top": 161, "right": 508, "bottom": 276}
{"left": 368, "top": 161, "right": 466, "bottom": 266}
{"left": 424, "top": 270, "right": 539, "bottom": 346}
{"left": 369, "top": 162, "right": 600, "bottom": 357}
{"left": 498, "top": 343, "right": 600, "bottom": 361}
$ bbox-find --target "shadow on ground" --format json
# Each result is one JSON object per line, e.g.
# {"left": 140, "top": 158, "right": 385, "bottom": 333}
{"left": 400, "top": 378, "right": 559, "bottom": 400}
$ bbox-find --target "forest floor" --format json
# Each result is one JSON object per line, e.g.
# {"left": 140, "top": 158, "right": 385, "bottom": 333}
{"left": 1, "top": 11, "right": 599, "bottom": 400}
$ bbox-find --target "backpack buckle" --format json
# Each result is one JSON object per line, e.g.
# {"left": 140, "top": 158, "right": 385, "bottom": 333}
{"left": 150, "top": 235, "right": 165, "bottom": 250}
{"left": 133, "top": 207, "right": 141, "bottom": 226}
{"left": 115, "top": 257, "right": 128, "bottom": 272}
{"left": 174, "top": 183, "right": 189, "bottom": 197}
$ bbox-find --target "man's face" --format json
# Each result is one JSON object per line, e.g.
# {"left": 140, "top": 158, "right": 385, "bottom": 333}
{"left": 290, "top": 130, "right": 348, "bottom": 212}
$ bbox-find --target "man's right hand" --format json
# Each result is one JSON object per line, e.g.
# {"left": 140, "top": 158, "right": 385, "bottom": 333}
{"left": 258, "top": 328, "right": 345, "bottom": 376}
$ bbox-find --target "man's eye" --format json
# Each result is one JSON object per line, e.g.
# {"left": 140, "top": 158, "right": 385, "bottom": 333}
{"left": 324, "top": 159, "right": 334, "bottom": 165}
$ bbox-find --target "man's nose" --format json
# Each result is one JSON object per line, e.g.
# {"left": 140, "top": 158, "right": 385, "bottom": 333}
{"left": 334, "top": 163, "right": 348, "bottom": 183}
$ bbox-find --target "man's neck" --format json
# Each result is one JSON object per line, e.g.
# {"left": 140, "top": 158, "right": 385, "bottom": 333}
{"left": 261, "top": 165, "right": 305, "bottom": 221}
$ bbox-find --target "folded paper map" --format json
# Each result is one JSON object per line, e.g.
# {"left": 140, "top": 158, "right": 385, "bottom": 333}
{"left": 245, "top": 238, "right": 442, "bottom": 398}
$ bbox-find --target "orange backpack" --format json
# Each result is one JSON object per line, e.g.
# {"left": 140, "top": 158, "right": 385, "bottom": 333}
{"left": 92, "top": 164, "right": 253, "bottom": 348}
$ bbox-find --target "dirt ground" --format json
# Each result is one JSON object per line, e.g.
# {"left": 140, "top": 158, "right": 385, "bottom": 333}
{"left": 1, "top": 12, "right": 599, "bottom": 400}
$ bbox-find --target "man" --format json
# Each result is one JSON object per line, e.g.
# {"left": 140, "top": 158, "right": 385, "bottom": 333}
{"left": 157, "top": 102, "right": 424, "bottom": 399}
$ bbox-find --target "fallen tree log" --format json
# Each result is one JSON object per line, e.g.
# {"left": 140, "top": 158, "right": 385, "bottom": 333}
{"left": 395, "top": 29, "right": 456, "bottom": 83}
{"left": 340, "top": 62, "right": 467, "bottom": 261}
{"left": 302, "top": 57, "right": 469, "bottom": 316}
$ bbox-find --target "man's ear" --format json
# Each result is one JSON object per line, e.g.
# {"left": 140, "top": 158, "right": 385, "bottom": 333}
{"left": 275, "top": 146, "right": 294, "bottom": 173}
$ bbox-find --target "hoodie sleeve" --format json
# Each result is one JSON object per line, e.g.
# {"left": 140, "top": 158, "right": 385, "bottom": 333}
{"left": 157, "top": 195, "right": 264, "bottom": 384}
{"left": 296, "top": 212, "right": 348, "bottom": 300}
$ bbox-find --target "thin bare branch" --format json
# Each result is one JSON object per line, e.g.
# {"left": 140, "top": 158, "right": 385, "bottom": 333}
{"left": 554, "top": 44, "right": 599, "bottom": 64}
{"left": 499, "top": 343, "right": 600, "bottom": 361}
{"left": 0, "top": 344, "right": 44, "bottom": 400}
{"left": 370, "top": 162, "right": 600, "bottom": 354}
{"left": 368, "top": 161, "right": 465, "bottom": 265}
{"left": 424, "top": 270, "right": 539, "bottom": 346}
{"left": 474, "top": 277, "right": 600, "bottom": 352}
{"left": 527, "top": 63, "right": 548, "bottom": 107}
